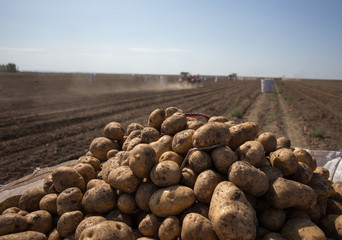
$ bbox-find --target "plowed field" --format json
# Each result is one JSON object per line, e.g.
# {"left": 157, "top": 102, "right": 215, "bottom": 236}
{"left": 0, "top": 73, "right": 341, "bottom": 185}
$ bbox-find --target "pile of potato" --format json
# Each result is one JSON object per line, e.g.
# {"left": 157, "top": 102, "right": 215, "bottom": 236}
{"left": 1, "top": 106, "right": 342, "bottom": 240}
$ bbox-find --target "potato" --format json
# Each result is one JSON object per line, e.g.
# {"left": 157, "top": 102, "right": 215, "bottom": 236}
{"left": 269, "top": 148, "right": 298, "bottom": 176}
{"left": 103, "top": 121, "right": 125, "bottom": 141}
{"left": 79, "top": 220, "right": 134, "bottom": 240}
{"left": 148, "top": 108, "right": 166, "bottom": 131}
{"left": 308, "top": 173, "right": 334, "bottom": 201}
{"left": 228, "top": 122, "right": 258, "bottom": 150}
{"left": 281, "top": 218, "right": 326, "bottom": 240}
{"left": 117, "top": 193, "right": 137, "bottom": 214}
{"left": 179, "top": 202, "right": 209, "bottom": 223}
{"left": 0, "top": 231, "right": 47, "bottom": 240}
{"left": 74, "top": 216, "right": 107, "bottom": 240}
{"left": 25, "top": 210, "right": 52, "bottom": 234}
{"left": 293, "top": 148, "right": 317, "bottom": 171}
{"left": 286, "top": 208, "right": 311, "bottom": 221}
{"left": 181, "top": 213, "right": 218, "bottom": 240}
{"left": 56, "top": 187, "right": 82, "bottom": 216}
{"left": 327, "top": 199, "right": 342, "bottom": 215}
{"left": 159, "top": 151, "right": 183, "bottom": 166}
{"left": 43, "top": 174, "right": 55, "bottom": 194}
{"left": 276, "top": 136, "right": 291, "bottom": 149}
{"left": 73, "top": 163, "right": 96, "bottom": 185}
{"left": 172, "top": 129, "right": 195, "bottom": 154}
{"left": 236, "top": 140, "right": 265, "bottom": 166}
{"left": 208, "top": 116, "right": 229, "bottom": 123}
{"left": 314, "top": 166, "right": 330, "bottom": 180}
{"left": 18, "top": 186, "right": 46, "bottom": 212}
{"left": 39, "top": 193, "right": 57, "bottom": 215}
{"left": 267, "top": 177, "right": 317, "bottom": 209}
{"left": 149, "top": 135, "right": 173, "bottom": 163}
{"left": 259, "top": 208, "right": 286, "bottom": 232}
{"left": 0, "top": 213, "right": 28, "bottom": 236}
{"left": 192, "top": 122, "right": 231, "bottom": 148}
{"left": 89, "top": 137, "right": 119, "bottom": 161}
{"left": 262, "top": 232, "right": 287, "bottom": 240}
{"left": 86, "top": 179, "right": 106, "bottom": 191}
{"left": 57, "top": 210, "right": 83, "bottom": 238}
{"left": 126, "top": 137, "right": 143, "bottom": 151}
{"left": 149, "top": 185, "right": 196, "bottom": 217}
{"left": 141, "top": 127, "right": 160, "bottom": 144}
{"left": 260, "top": 166, "right": 283, "bottom": 184}
{"left": 122, "top": 130, "right": 142, "bottom": 151}
{"left": 224, "top": 120, "right": 235, "bottom": 128}
{"left": 229, "top": 161, "right": 269, "bottom": 197}
{"left": 0, "top": 195, "right": 21, "bottom": 215}
{"left": 158, "top": 216, "right": 181, "bottom": 240}
{"left": 1, "top": 207, "right": 27, "bottom": 216}
{"left": 165, "top": 106, "right": 183, "bottom": 118}
{"left": 150, "top": 161, "right": 181, "bottom": 187}
{"left": 106, "top": 210, "right": 133, "bottom": 227}
{"left": 181, "top": 167, "right": 197, "bottom": 188}
{"left": 51, "top": 167, "right": 85, "bottom": 193}
{"left": 332, "top": 182, "right": 342, "bottom": 202}
{"left": 109, "top": 166, "right": 140, "bottom": 192}
{"left": 187, "top": 117, "right": 204, "bottom": 130}
{"left": 135, "top": 182, "right": 159, "bottom": 212}
{"left": 128, "top": 144, "right": 156, "bottom": 179}
{"left": 188, "top": 150, "right": 212, "bottom": 174}
{"left": 82, "top": 183, "right": 116, "bottom": 213}
{"left": 78, "top": 155, "right": 101, "bottom": 171}
{"left": 126, "top": 122, "right": 144, "bottom": 135}
{"left": 161, "top": 112, "right": 187, "bottom": 135}
{"left": 288, "top": 162, "right": 313, "bottom": 184}
{"left": 307, "top": 199, "right": 328, "bottom": 224}
{"left": 210, "top": 146, "right": 237, "bottom": 175}
{"left": 319, "top": 214, "right": 340, "bottom": 239}
{"left": 209, "top": 181, "right": 257, "bottom": 240}
{"left": 194, "top": 169, "right": 221, "bottom": 204}
{"left": 139, "top": 213, "right": 162, "bottom": 238}
{"left": 258, "top": 132, "right": 277, "bottom": 154}
{"left": 335, "top": 215, "right": 342, "bottom": 239}
{"left": 106, "top": 149, "right": 119, "bottom": 159}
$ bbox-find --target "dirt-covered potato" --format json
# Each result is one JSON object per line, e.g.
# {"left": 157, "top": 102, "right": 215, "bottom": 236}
{"left": 25, "top": 210, "right": 52, "bottom": 234}
{"left": 75, "top": 216, "right": 107, "bottom": 240}
{"left": 161, "top": 112, "right": 187, "bottom": 135}
{"left": 260, "top": 166, "right": 283, "bottom": 184}
{"left": 281, "top": 218, "right": 326, "bottom": 240}
{"left": 51, "top": 166, "right": 85, "bottom": 193}
{"left": 57, "top": 210, "right": 83, "bottom": 238}
{"left": 236, "top": 140, "right": 265, "bottom": 166}
{"left": 288, "top": 162, "right": 313, "bottom": 184}
{"left": 314, "top": 166, "right": 330, "bottom": 180}
{"left": 1, "top": 207, "right": 27, "bottom": 216}
{"left": 39, "top": 193, "right": 57, "bottom": 215}
{"left": 208, "top": 116, "right": 229, "bottom": 123}
{"left": 126, "top": 137, "right": 143, "bottom": 151}
{"left": 138, "top": 213, "right": 162, "bottom": 238}
{"left": 149, "top": 135, "right": 173, "bottom": 163}
{"left": 18, "top": 186, "right": 46, "bottom": 212}
{"left": 165, "top": 106, "right": 183, "bottom": 118}
{"left": 188, "top": 150, "right": 212, "bottom": 174}
{"left": 327, "top": 199, "right": 342, "bottom": 215}
{"left": 128, "top": 144, "right": 156, "bottom": 179}
{"left": 331, "top": 182, "right": 342, "bottom": 202}
{"left": 78, "top": 155, "right": 101, "bottom": 171}
{"left": 106, "top": 149, "right": 119, "bottom": 159}
{"left": 89, "top": 137, "right": 119, "bottom": 161}
{"left": 122, "top": 130, "right": 142, "bottom": 151}
{"left": 82, "top": 183, "right": 116, "bottom": 213}
{"left": 103, "top": 121, "right": 125, "bottom": 141}
{"left": 79, "top": 220, "right": 134, "bottom": 240}
{"left": 228, "top": 122, "right": 258, "bottom": 150}
{"left": 127, "top": 122, "right": 144, "bottom": 135}
{"left": 293, "top": 148, "right": 317, "bottom": 171}
{"left": 267, "top": 177, "right": 317, "bottom": 209}
{"left": 86, "top": 179, "right": 106, "bottom": 191}
{"left": 56, "top": 187, "right": 82, "bottom": 216}
{"left": 106, "top": 209, "right": 133, "bottom": 227}
{"left": 209, "top": 181, "right": 257, "bottom": 240}
{"left": 192, "top": 122, "right": 231, "bottom": 148}
{"left": 73, "top": 163, "right": 96, "bottom": 184}
{"left": 319, "top": 214, "right": 340, "bottom": 239}
{"left": 276, "top": 136, "right": 291, "bottom": 149}
{"left": 0, "top": 231, "right": 47, "bottom": 240}
{"left": 149, "top": 185, "right": 196, "bottom": 217}
{"left": 148, "top": 108, "right": 166, "bottom": 131}
{"left": 42, "top": 174, "right": 55, "bottom": 194}
{"left": 159, "top": 151, "right": 183, "bottom": 166}
{"left": 158, "top": 216, "right": 181, "bottom": 240}
{"left": 141, "top": 127, "right": 160, "bottom": 144}
{"left": 181, "top": 167, "right": 197, "bottom": 188}
{"left": 117, "top": 193, "right": 137, "bottom": 214}
{"left": 194, "top": 169, "right": 221, "bottom": 204}
{"left": 335, "top": 215, "right": 342, "bottom": 239}
{"left": 187, "top": 117, "right": 204, "bottom": 130}
{"left": 135, "top": 182, "right": 159, "bottom": 213}
{"left": 180, "top": 202, "right": 209, "bottom": 223}
{"left": 108, "top": 165, "right": 140, "bottom": 193}
{"left": 150, "top": 161, "right": 181, "bottom": 187}
{"left": 181, "top": 213, "right": 218, "bottom": 240}
{"left": 0, "top": 213, "right": 28, "bottom": 236}
{"left": 257, "top": 132, "right": 277, "bottom": 154}
{"left": 259, "top": 208, "right": 286, "bottom": 232}
{"left": 308, "top": 173, "right": 334, "bottom": 201}
{"left": 228, "top": 161, "right": 269, "bottom": 197}
{"left": 269, "top": 148, "right": 298, "bottom": 176}
{"left": 172, "top": 129, "right": 195, "bottom": 154}
{"left": 210, "top": 146, "right": 237, "bottom": 175}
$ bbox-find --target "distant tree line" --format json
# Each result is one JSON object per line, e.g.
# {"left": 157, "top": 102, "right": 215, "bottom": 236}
{"left": 0, "top": 63, "right": 18, "bottom": 72}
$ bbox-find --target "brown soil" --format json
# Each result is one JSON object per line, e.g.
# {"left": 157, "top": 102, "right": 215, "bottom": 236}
{"left": 0, "top": 73, "right": 341, "bottom": 186}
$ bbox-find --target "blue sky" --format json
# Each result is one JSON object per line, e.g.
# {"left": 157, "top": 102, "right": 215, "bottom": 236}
{"left": 1, "top": 0, "right": 342, "bottom": 79}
